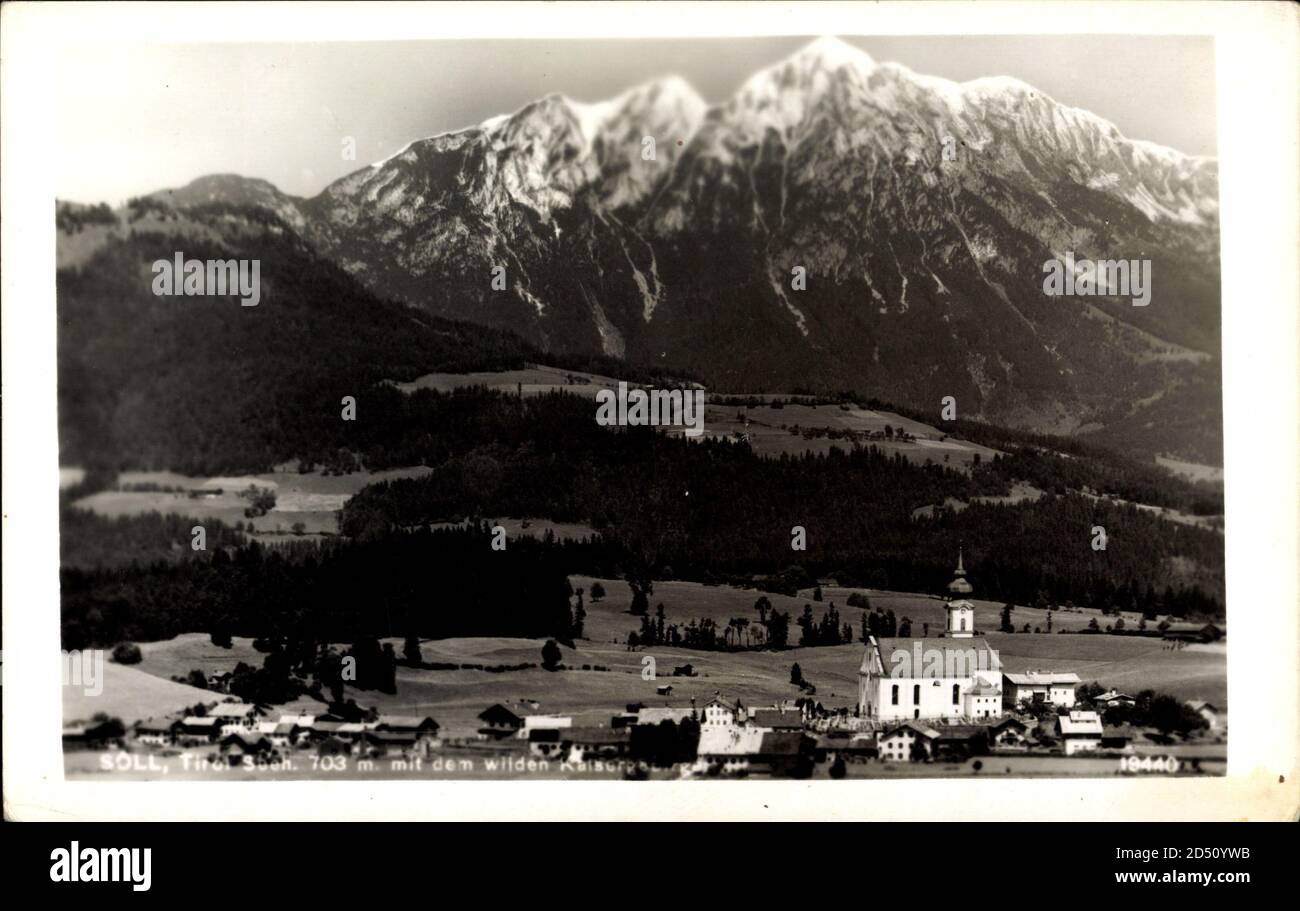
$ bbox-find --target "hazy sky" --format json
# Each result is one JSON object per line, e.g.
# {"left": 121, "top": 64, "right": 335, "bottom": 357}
{"left": 56, "top": 35, "right": 1216, "bottom": 204}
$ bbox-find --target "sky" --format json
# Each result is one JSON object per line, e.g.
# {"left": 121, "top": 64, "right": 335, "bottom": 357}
{"left": 55, "top": 35, "right": 1216, "bottom": 205}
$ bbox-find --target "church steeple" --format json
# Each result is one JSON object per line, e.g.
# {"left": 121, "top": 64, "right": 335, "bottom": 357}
{"left": 945, "top": 549, "right": 974, "bottom": 637}
{"left": 947, "top": 548, "right": 973, "bottom": 596}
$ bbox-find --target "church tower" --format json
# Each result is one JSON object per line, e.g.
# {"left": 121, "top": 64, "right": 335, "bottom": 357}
{"left": 944, "top": 549, "right": 975, "bottom": 638}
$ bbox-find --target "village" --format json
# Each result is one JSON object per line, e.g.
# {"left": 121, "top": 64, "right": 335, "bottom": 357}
{"left": 64, "top": 556, "right": 1225, "bottom": 780}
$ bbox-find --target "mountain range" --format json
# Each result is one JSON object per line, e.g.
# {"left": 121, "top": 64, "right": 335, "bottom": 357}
{"left": 113, "top": 37, "right": 1221, "bottom": 464}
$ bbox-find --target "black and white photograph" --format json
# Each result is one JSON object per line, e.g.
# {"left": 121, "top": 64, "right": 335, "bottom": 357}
{"left": 3, "top": 0, "right": 1297, "bottom": 827}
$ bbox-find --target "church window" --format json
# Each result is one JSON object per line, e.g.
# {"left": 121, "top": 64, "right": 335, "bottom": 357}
{"left": 952, "top": 684, "right": 960, "bottom": 705}
{"left": 913, "top": 684, "right": 920, "bottom": 703}
{"left": 891, "top": 685, "right": 899, "bottom": 705}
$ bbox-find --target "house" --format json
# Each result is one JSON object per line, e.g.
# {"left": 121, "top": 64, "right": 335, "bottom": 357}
{"left": 268, "top": 720, "right": 312, "bottom": 749}
{"left": 1199, "top": 623, "right": 1224, "bottom": 642}
{"left": 753, "top": 732, "right": 815, "bottom": 777}
{"left": 1186, "top": 701, "right": 1223, "bottom": 732}
{"left": 220, "top": 732, "right": 273, "bottom": 762}
{"left": 171, "top": 716, "right": 222, "bottom": 744}
{"left": 989, "top": 716, "right": 1030, "bottom": 749}
{"left": 1101, "top": 726, "right": 1134, "bottom": 752}
{"left": 519, "top": 714, "right": 572, "bottom": 739}
{"left": 749, "top": 708, "right": 804, "bottom": 731}
{"left": 134, "top": 718, "right": 174, "bottom": 746}
{"left": 812, "top": 732, "right": 876, "bottom": 762}
{"left": 375, "top": 715, "right": 439, "bottom": 739}
{"left": 858, "top": 553, "right": 1004, "bottom": 721}
{"left": 697, "top": 726, "right": 814, "bottom": 776}
{"left": 563, "top": 727, "right": 631, "bottom": 761}
{"left": 672, "top": 664, "right": 698, "bottom": 677}
{"left": 877, "top": 721, "right": 939, "bottom": 762}
{"left": 1057, "top": 710, "right": 1104, "bottom": 755}
{"left": 1093, "top": 690, "right": 1136, "bottom": 710}
{"left": 478, "top": 704, "right": 524, "bottom": 739}
{"left": 66, "top": 720, "right": 133, "bottom": 750}
{"left": 700, "top": 696, "right": 739, "bottom": 728}
{"left": 697, "top": 726, "right": 766, "bottom": 774}
{"left": 932, "top": 724, "right": 990, "bottom": 761}
{"left": 656, "top": 685, "right": 674, "bottom": 696}
{"left": 528, "top": 728, "right": 566, "bottom": 758}
{"left": 1002, "top": 671, "right": 1081, "bottom": 709}
{"left": 308, "top": 719, "right": 346, "bottom": 742}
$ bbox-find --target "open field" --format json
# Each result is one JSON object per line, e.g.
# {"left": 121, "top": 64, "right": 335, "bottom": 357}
{"left": 698, "top": 402, "right": 1000, "bottom": 469}
{"left": 64, "top": 661, "right": 214, "bottom": 726}
{"left": 393, "top": 367, "right": 998, "bottom": 469}
{"left": 70, "top": 466, "right": 432, "bottom": 540}
{"left": 1156, "top": 455, "right": 1225, "bottom": 484}
{"left": 103, "top": 577, "right": 1225, "bottom": 739}
{"left": 394, "top": 364, "right": 622, "bottom": 399}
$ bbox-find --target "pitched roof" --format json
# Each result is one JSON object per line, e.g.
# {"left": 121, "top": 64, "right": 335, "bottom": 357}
{"left": 863, "top": 637, "right": 1001, "bottom": 676}
{"left": 478, "top": 704, "right": 522, "bottom": 725}
{"left": 881, "top": 720, "right": 940, "bottom": 740}
{"left": 750, "top": 709, "right": 803, "bottom": 729}
{"left": 1004, "top": 671, "right": 1080, "bottom": 686}
{"left": 758, "top": 731, "right": 809, "bottom": 756}
{"left": 376, "top": 715, "right": 437, "bottom": 731}
{"left": 565, "top": 727, "right": 630, "bottom": 746}
{"left": 1058, "top": 711, "right": 1103, "bottom": 735}
{"left": 178, "top": 716, "right": 220, "bottom": 728}
{"left": 208, "top": 703, "right": 261, "bottom": 718}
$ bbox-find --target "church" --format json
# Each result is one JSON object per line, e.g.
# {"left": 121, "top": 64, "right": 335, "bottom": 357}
{"left": 858, "top": 552, "right": 1004, "bottom": 721}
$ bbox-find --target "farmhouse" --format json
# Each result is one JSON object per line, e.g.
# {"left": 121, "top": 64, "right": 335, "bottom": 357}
{"left": 701, "top": 696, "right": 739, "bottom": 728}
{"left": 877, "top": 721, "right": 939, "bottom": 762}
{"left": 1057, "top": 710, "right": 1104, "bottom": 755}
{"left": 696, "top": 726, "right": 813, "bottom": 776}
{"left": 697, "top": 725, "right": 766, "bottom": 773}
{"left": 563, "top": 727, "right": 632, "bottom": 761}
{"left": 1093, "top": 690, "right": 1136, "bottom": 710}
{"left": 134, "top": 718, "right": 173, "bottom": 746}
{"left": 478, "top": 704, "right": 524, "bottom": 739}
{"left": 812, "top": 732, "right": 876, "bottom": 762}
{"left": 172, "top": 716, "right": 221, "bottom": 744}
{"left": 375, "top": 715, "right": 439, "bottom": 738}
{"left": 989, "top": 716, "right": 1030, "bottom": 749}
{"left": 932, "top": 724, "right": 990, "bottom": 761}
{"left": 858, "top": 553, "right": 1003, "bottom": 721}
{"left": 220, "top": 732, "right": 273, "bottom": 761}
{"left": 1002, "top": 671, "right": 1081, "bottom": 709}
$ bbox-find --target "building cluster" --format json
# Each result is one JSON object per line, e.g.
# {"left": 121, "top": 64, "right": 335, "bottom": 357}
{"left": 119, "top": 702, "right": 441, "bottom": 762}
{"left": 79, "top": 555, "right": 1221, "bottom": 773}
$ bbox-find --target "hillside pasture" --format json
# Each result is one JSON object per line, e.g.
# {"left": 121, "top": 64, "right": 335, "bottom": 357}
{"left": 71, "top": 466, "right": 432, "bottom": 539}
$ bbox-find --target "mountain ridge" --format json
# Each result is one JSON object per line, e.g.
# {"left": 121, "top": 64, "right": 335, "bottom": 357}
{"left": 137, "top": 37, "right": 1221, "bottom": 463}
